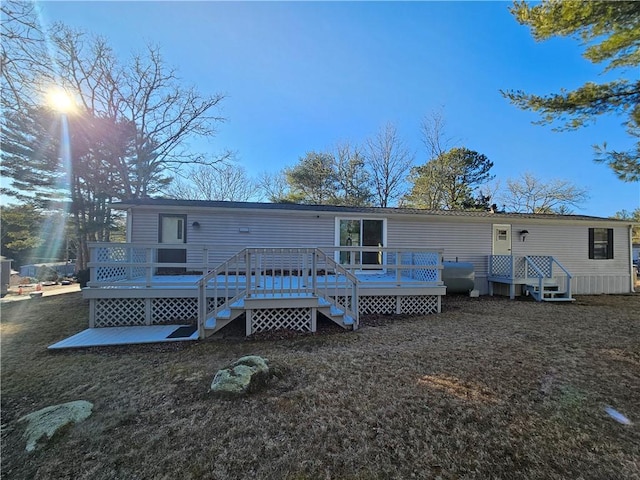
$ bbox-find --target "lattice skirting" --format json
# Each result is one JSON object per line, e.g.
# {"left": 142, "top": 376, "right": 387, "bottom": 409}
{"left": 93, "top": 298, "right": 146, "bottom": 327}
{"left": 152, "top": 298, "right": 197, "bottom": 325}
{"left": 359, "top": 295, "right": 441, "bottom": 316}
{"left": 400, "top": 295, "right": 440, "bottom": 315}
{"left": 360, "top": 295, "right": 396, "bottom": 315}
{"left": 91, "top": 297, "right": 228, "bottom": 328}
{"left": 250, "top": 307, "right": 312, "bottom": 334}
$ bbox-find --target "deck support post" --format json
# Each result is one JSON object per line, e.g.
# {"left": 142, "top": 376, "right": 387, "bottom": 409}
{"left": 246, "top": 310, "right": 253, "bottom": 336}
{"left": 145, "top": 299, "right": 152, "bottom": 325}
{"left": 89, "top": 299, "right": 96, "bottom": 328}
{"left": 311, "top": 308, "right": 317, "bottom": 332}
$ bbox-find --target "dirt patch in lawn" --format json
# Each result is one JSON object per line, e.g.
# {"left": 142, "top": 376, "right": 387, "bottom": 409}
{"left": 2, "top": 293, "right": 639, "bottom": 479}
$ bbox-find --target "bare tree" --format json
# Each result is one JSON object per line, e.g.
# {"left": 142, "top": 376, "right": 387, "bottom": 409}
{"left": 256, "top": 171, "right": 290, "bottom": 203}
{"left": 49, "top": 25, "right": 229, "bottom": 199}
{"left": 1, "top": 0, "right": 51, "bottom": 109}
{"left": 365, "top": 123, "right": 414, "bottom": 207}
{"left": 2, "top": 23, "right": 228, "bottom": 269}
{"left": 167, "top": 163, "right": 258, "bottom": 202}
{"left": 420, "top": 108, "right": 458, "bottom": 160}
{"left": 331, "top": 142, "right": 372, "bottom": 206}
{"left": 499, "top": 172, "right": 589, "bottom": 213}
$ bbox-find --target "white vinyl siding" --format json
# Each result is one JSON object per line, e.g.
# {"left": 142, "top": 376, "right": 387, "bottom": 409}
{"left": 127, "top": 206, "right": 633, "bottom": 295}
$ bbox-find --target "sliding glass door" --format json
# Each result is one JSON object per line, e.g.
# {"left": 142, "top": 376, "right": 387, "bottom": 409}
{"left": 337, "top": 218, "right": 385, "bottom": 268}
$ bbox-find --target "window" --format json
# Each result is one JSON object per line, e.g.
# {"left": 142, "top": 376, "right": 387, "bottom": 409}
{"left": 588, "top": 228, "right": 613, "bottom": 259}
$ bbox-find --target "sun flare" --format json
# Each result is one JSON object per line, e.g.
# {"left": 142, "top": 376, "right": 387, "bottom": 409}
{"left": 47, "top": 89, "right": 75, "bottom": 113}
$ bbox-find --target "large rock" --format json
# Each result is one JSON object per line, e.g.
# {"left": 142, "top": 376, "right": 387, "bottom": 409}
{"left": 18, "top": 400, "right": 93, "bottom": 452}
{"left": 211, "top": 355, "right": 270, "bottom": 395}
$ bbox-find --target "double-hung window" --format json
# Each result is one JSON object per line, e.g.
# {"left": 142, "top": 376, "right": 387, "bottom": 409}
{"left": 588, "top": 228, "right": 613, "bottom": 259}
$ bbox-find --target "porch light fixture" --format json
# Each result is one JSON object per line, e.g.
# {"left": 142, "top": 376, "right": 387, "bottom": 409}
{"left": 239, "top": 227, "right": 250, "bottom": 233}
{"left": 519, "top": 230, "right": 529, "bottom": 242}
{"left": 192, "top": 221, "right": 200, "bottom": 228}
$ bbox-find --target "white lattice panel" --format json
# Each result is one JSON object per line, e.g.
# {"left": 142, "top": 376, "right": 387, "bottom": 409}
{"left": 97, "top": 246, "right": 127, "bottom": 262}
{"left": 490, "top": 255, "right": 513, "bottom": 277}
{"left": 96, "top": 265, "right": 129, "bottom": 282}
{"left": 400, "top": 295, "right": 439, "bottom": 315}
{"left": 412, "top": 267, "right": 438, "bottom": 282}
{"left": 360, "top": 295, "right": 396, "bottom": 315}
{"left": 152, "top": 298, "right": 197, "bottom": 325}
{"left": 94, "top": 298, "right": 145, "bottom": 327}
{"left": 251, "top": 308, "right": 312, "bottom": 334}
{"left": 526, "top": 256, "right": 553, "bottom": 277}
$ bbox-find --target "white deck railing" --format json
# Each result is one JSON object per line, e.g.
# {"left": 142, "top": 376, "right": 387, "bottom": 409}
{"left": 88, "top": 243, "right": 445, "bottom": 288}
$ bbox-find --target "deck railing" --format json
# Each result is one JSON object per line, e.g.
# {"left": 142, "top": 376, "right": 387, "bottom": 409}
{"left": 87, "top": 243, "right": 241, "bottom": 287}
{"left": 325, "top": 246, "right": 444, "bottom": 286}
{"left": 88, "top": 243, "right": 445, "bottom": 288}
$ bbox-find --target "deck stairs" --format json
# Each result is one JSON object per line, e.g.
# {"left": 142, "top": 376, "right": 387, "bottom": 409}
{"left": 198, "top": 248, "right": 359, "bottom": 338}
{"left": 523, "top": 255, "right": 574, "bottom": 303}
{"left": 203, "top": 294, "right": 355, "bottom": 336}
{"left": 524, "top": 279, "right": 574, "bottom": 302}
{"left": 488, "top": 255, "right": 575, "bottom": 302}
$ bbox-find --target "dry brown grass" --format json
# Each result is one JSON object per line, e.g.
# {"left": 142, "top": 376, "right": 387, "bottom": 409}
{"left": 2, "top": 293, "right": 639, "bottom": 480}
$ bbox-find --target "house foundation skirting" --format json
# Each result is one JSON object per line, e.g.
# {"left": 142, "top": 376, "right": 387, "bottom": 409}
{"left": 90, "top": 296, "right": 226, "bottom": 328}
{"left": 89, "top": 292, "right": 442, "bottom": 330}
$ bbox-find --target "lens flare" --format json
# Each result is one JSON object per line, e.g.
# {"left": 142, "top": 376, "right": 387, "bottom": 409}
{"left": 47, "top": 89, "right": 75, "bottom": 114}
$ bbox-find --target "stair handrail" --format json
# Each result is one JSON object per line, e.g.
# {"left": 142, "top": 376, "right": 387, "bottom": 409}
{"left": 523, "top": 256, "right": 546, "bottom": 300}
{"left": 196, "top": 248, "right": 250, "bottom": 339}
{"left": 551, "top": 256, "right": 573, "bottom": 300}
{"left": 313, "top": 248, "right": 360, "bottom": 330}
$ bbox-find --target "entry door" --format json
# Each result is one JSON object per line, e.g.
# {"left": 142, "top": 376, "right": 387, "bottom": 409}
{"left": 158, "top": 214, "right": 187, "bottom": 271}
{"left": 492, "top": 224, "right": 512, "bottom": 255}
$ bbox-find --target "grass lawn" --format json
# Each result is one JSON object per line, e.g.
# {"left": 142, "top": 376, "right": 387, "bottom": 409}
{"left": 2, "top": 292, "right": 639, "bottom": 479}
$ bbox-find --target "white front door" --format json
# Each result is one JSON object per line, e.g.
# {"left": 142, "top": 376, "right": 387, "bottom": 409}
{"left": 492, "top": 224, "right": 512, "bottom": 255}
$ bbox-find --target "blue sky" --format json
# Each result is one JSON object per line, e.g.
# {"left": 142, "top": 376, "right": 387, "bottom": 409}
{"left": 38, "top": 1, "right": 639, "bottom": 217}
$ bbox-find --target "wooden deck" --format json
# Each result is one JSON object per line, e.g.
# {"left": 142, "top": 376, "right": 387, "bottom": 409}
{"left": 82, "top": 245, "right": 447, "bottom": 339}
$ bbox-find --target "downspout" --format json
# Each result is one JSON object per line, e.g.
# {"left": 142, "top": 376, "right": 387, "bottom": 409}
{"left": 630, "top": 225, "right": 636, "bottom": 293}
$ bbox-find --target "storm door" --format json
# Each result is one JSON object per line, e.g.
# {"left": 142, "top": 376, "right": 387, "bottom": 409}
{"left": 158, "top": 214, "right": 187, "bottom": 273}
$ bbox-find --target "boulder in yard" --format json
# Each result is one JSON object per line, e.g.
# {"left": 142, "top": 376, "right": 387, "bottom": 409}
{"left": 18, "top": 400, "right": 93, "bottom": 452}
{"left": 211, "top": 355, "right": 270, "bottom": 395}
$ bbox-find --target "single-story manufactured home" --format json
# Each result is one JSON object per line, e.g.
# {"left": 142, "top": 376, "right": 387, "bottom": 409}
{"left": 80, "top": 199, "right": 636, "bottom": 341}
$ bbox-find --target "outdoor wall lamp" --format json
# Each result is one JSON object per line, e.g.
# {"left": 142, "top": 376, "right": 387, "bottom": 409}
{"left": 192, "top": 221, "right": 200, "bottom": 228}
{"left": 519, "top": 230, "right": 529, "bottom": 242}
{"left": 239, "top": 227, "right": 250, "bottom": 233}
